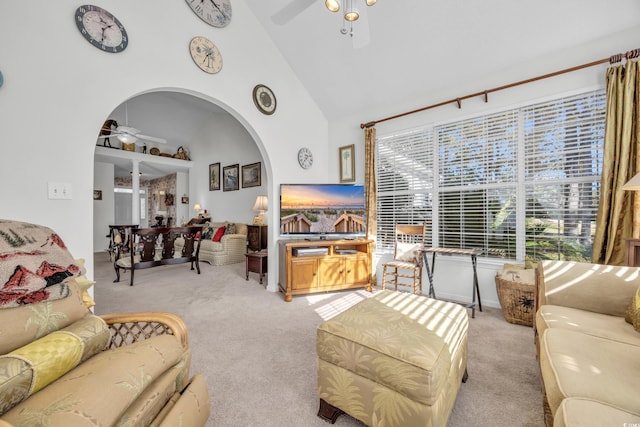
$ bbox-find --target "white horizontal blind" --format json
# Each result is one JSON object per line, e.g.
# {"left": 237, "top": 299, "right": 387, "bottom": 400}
{"left": 376, "top": 129, "right": 434, "bottom": 250}
{"left": 437, "top": 111, "right": 519, "bottom": 257}
{"left": 523, "top": 91, "right": 605, "bottom": 262}
{"left": 376, "top": 89, "right": 606, "bottom": 261}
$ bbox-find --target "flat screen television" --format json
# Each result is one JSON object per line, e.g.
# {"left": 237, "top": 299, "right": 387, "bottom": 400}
{"left": 280, "top": 184, "right": 366, "bottom": 238}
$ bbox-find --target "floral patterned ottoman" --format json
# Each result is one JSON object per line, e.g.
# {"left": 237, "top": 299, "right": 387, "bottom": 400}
{"left": 316, "top": 290, "right": 469, "bottom": 427}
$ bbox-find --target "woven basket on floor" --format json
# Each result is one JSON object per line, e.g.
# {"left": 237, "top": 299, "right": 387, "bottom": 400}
{"left": 495, "top": 269, "right": 535, "bottom": 327}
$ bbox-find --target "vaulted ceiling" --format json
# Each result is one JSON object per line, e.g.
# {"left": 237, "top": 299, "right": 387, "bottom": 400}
{"left": 246, "top": 0, "right": 640, "bottom": 121}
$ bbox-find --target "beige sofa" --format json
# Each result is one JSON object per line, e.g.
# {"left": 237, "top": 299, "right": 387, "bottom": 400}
{"left": 535, "top": 260, "right": 640, "bottom": 427}
{"left": 0, "top": 220, "right": 210, "bottom": 426}
{"left": 176, "top": 221, "right": 247, "bottom": 266}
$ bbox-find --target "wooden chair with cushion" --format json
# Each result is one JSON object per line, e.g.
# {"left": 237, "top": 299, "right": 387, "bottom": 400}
{"left": 381, "top": 224, "right": 427, "bottom": 295}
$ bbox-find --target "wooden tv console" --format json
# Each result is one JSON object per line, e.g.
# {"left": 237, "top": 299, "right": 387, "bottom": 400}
{"left": 278, "top": 238, "right": 373, "bottom": 302}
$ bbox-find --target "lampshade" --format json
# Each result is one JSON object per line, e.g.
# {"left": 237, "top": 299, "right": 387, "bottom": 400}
{"left": 325, "top": 0, "right": 340, "bottom": 12}
{"left": 252, "top": 196, "right": 268, "bottom": 212}
{"left": 366, "top": 0, "right": 376, "bottom": 5}
{"left": 623, "top": 172, "right": 640, "bottom": 191}
{"left": 194, "top": 203, "right": 202, "bottom": 212}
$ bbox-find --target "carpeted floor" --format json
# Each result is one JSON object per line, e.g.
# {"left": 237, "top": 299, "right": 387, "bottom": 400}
{"left": 93, "top": 252, "right": 543, "bottom": 426}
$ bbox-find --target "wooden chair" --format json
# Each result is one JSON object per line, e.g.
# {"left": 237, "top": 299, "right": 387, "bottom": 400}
{"left": 381, "top": 224, "right": 427, "bottom": 295}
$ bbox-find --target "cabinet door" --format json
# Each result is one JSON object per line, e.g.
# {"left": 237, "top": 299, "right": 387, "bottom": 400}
{"left": 318, "top": 257, "right": 344, "bottom": 287}
{"left": 247, "top": 226, "right": 260, "bottom": 251}
{"left": 345, "top": 255, "right": 370, "bottom": 285}
{"left": 291, "top": 258, "right": 318, "bottom": 290}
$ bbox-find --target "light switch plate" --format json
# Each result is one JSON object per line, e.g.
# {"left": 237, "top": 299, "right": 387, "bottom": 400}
{"left": 48, "top": 182, "right": 73, "bottom": 200}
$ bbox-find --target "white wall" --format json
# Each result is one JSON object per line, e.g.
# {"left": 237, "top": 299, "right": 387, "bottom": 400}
{"left": 0, "top": 1, "right": 328, "bottom": 288}
{"left": 328, "top": 26, "right": 640, "bottom": 308}
{"left": 189, "top": 112, "right": 266, "bottom": 225}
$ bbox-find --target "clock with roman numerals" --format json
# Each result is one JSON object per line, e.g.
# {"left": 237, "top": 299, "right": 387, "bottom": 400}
{"left": 74, "top": 5, "right": 128, "bottom": 53}
{"left": 185, "top": 0, "right": 232, "bottom": 28}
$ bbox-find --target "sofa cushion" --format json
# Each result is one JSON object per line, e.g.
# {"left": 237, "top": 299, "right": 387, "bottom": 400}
{"left": 3, "top": 334, "right": 186, "bottom": 426}
{"left": 0, "top": 281, "right": 88, "bottom": 355}
{"left": 536, "top": 304, "right": 640, "bottom": 347}
{"left": 540, "top": 328, "right": 640, "bottom": 415}
{"left": 554, "top": 397, "right": 640, "bottom": 427}
{"left": 538, "top": 261, "right": 640, "bottom": 317}
{"left": 151, "top": 373, "right": 210, "bottom": 427}
{"left": 0, "top": 220, "right": 85, "bottom": 308}
{"left": 0, "top": 314, "right": 110, "bottom": 415}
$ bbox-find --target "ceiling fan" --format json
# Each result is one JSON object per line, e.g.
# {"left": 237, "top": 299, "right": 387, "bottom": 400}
{"left": 272, "top": 0, "right": 373, "bottom": 48}
{"left": 97, "top": 103, "right": 167, "bottom": 147}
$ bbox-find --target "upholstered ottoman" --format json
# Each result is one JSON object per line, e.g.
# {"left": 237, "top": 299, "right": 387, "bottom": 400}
{"left": 317, "top": 290, "right": 469, "bottom": 426}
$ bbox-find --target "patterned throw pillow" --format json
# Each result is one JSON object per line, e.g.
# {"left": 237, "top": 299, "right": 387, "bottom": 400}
{"left": 395, "top": 242, "right": 422, "bottom": 265}
{"left": 225, "top": 222, "right": 237, "bottom": 235}
{"left": 201, "top": 222, "right": 214, "bottom": 240}
{"left": 625, "top": 286, "right": 640, "bottom": 331}
{"left": 0, "top": 220, "right": 84, "bottom": 308}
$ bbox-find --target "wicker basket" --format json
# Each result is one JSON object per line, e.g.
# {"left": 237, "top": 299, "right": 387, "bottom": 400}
{"left": 495, "top": 269, "right": 535, "bottom": 327}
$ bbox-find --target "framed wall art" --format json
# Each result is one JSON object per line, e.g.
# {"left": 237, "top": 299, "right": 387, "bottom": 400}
{"left": 93, "top": 190, "right": 102, "bottom": 200}
{"left": 223, "top": 164, "right": 239, "bottom": 191}
{"left": 181, "top": 196, "right": 189, "bottom": 204}
{"left": 339, "top": 144, "right": 355, "bottom": 183}
{"left": 209, "top": 163, "right": 220, "bottom": 191}
{"left": 242, "top": 162, "right": 261, "bottom": 188}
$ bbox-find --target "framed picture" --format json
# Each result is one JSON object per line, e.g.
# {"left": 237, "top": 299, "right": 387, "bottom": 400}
{"left": 242, "top": 162, "right": 262, "bottom": 188}
{"left": 181, "top": 196, "right": 189, "bottom": 204}
{"left": 93, "top": 190, "right": 102, "bottom": 200}
{"left": 209, "top": 163, "right": 220, "bottom": 191}
{"left": 339, "top": 144, "right": 355, "bottom": 183}
{"left": 223, "top": 164, "right": 240, "bottom": 191}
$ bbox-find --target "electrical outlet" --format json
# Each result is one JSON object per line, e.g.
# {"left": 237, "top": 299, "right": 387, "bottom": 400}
{"left": 48, "top": 182, "right": 73, "bottom": 200}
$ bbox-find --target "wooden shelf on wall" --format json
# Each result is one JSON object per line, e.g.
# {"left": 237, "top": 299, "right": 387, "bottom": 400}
{"left": 94, "top": 146, "right": 194, "bottom": 174}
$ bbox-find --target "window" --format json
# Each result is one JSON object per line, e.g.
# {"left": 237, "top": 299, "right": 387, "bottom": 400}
{"left": 376, "top": 90, "right": 606, "bottom": 262}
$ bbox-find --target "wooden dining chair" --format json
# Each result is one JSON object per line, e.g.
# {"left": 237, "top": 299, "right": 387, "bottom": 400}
{"left": 381, "top": 224, "right": 427, "bottom": 295}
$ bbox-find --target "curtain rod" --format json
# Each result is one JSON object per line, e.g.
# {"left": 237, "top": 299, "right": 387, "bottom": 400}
{"left": 360, "top": 48, "right": 640, "bottom": 129}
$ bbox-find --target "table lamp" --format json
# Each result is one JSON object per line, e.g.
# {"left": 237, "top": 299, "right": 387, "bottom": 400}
{"left": 252, "top": 196, "right": 268, "bottom": 225}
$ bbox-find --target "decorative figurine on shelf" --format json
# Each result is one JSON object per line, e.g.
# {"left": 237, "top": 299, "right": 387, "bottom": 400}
{"left": 143, "top": 143, "right": 147, "bottom": 154}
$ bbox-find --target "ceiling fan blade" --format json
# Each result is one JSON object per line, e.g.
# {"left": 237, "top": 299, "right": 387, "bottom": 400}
{"left": 272, "top": 0, "right": 316, "bottom": 25}
{"left": 116, "top": 125, "right": 141, "bottom": 135}
{"left": 136, "top": 134, "right": 167, "bottom": 144}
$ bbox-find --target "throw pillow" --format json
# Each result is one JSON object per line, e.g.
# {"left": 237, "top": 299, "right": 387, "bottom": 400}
{"left": 201, "top": 223, "right": 214, "bottom": 240}
{"left": 395, "top": 242, "right": 422, "bottom": 264}
{"left": 212, "top": 226, "right": 226, "bottom": 242}
{"left": 225, "top": 222, "right": 237, "bottom": 235}
{"left": 0, "top": 220, "right": 84, "bottom": 308}
{"left": 625, "top": 285, "right": 640, "bottom": 329}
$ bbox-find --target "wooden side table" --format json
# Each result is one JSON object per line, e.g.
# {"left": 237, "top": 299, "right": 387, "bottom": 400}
{"left": 246, "top": 251, "right": 268, "bottom": 284}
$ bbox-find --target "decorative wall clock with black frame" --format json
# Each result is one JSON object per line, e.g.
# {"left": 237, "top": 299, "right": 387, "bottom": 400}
{"left": 75, "top": 5, "right": 128, "bottom": 53}
{"left": 185, "top": 0, "right": 232, "bottom": 28}
{"left": 252, "top": 84, "right": 277, "bottom": 115}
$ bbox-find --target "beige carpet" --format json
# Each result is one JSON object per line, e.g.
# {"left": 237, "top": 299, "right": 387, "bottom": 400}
{"left": 93, "top": 252, "right": 543, "bottom": 426}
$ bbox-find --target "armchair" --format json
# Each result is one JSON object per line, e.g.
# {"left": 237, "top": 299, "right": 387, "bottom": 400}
{"left": 0, "top": 220, "right": 210, "bottom": 426}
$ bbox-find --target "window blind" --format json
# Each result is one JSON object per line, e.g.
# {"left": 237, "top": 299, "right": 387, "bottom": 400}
{"left": 376, "top": 89, "right": 605, "bottom": 262}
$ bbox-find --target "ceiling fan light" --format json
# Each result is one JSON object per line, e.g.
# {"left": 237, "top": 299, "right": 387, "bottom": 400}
{"left": 117, "top": 133, "right": 136, "bottom": 144}
{"left": 344, "top": 9, "right": 359, "bottom": 21}
{"left": 325, "top": 0, "right": 340, "bottom": 12}
{"left": 366, "top": 0, "right": 376, "bottom": 5}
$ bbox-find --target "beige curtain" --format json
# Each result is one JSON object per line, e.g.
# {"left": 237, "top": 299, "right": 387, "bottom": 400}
{"left": 364, "top": 126, "right": 377, "bottom": 281}
{"left": 592, "top": 60, "right": 640, "bottom": 265}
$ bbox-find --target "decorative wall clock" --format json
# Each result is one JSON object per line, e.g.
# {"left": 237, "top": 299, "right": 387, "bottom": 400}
{"left": 74, "top": 5, "right": 128, "bottom": 53}
{"left": 185, "top": 0, "right": 232, "bottom": 28}
{"left": 298, "top": 147, "right": 313, "bottom": 170}
{"left": 252, "top": 84, "right": 277, "bottom": 115}
{"left": 189, "top": 36, "right": 223, "bottom": 74}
